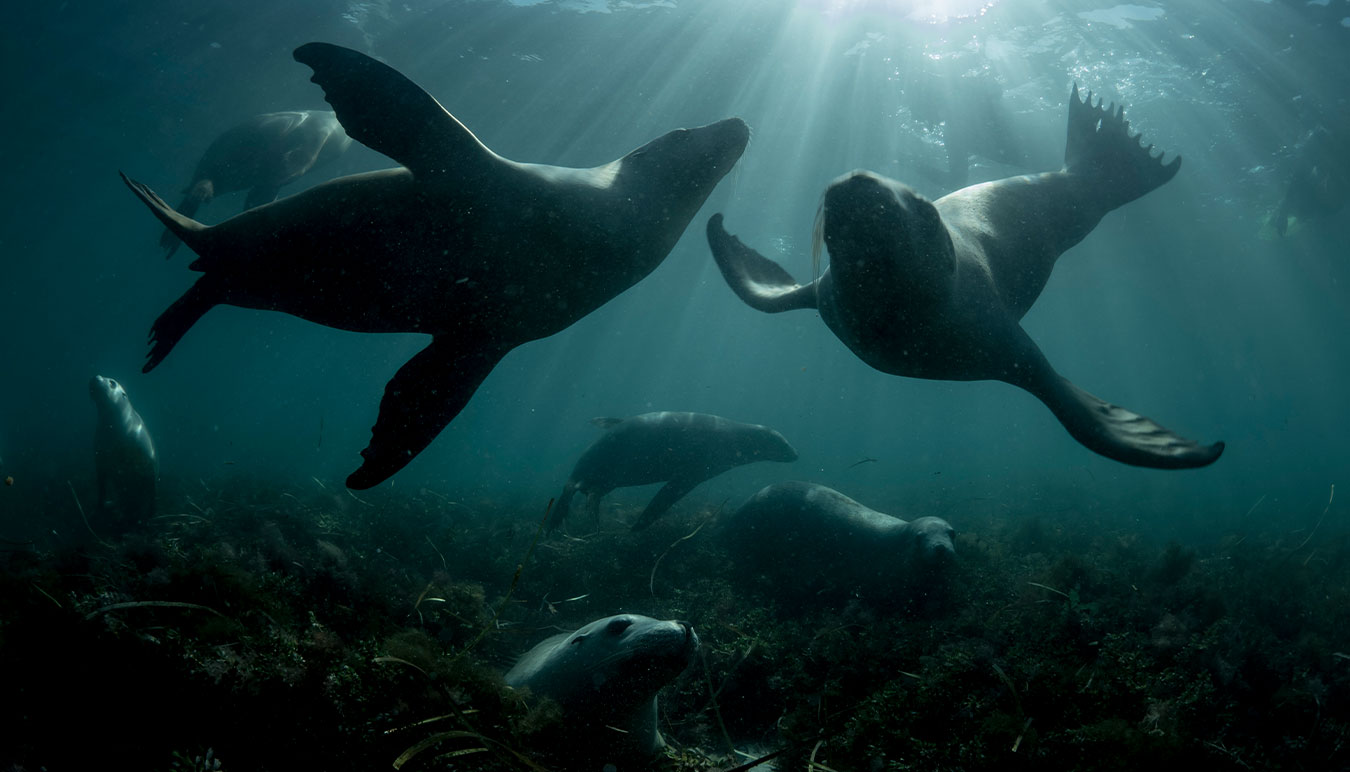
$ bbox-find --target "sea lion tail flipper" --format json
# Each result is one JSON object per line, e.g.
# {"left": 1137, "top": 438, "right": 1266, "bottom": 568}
{"left": 293, "top": 42, "right": 490, "bottom": 177}
{"left": 1064, "top": 84, "right": 1180, "bottom": 209}
{"left": 706, "top": 214, "right": 819, "bottom": 314}
{"left": 145, "top": 278, "right": 218, "bottom": 373}
{"left": 1034, "top": 374, "right": 1224, "bottom": 469}
{"left": 548, "top": 482, "right": 580, "bottom": 532}
{"left": 122, "top": 173, "right": 209, "bottom": 257}
{"left": 347, "top": 336, "right": 511, "bottom": 490}
{"left": 630, "top": 478, "right": 700, "bottom": 531}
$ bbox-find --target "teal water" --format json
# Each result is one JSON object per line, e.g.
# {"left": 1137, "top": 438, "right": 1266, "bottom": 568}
{"left": 1, "top": 0, "right": 1347, "bottom": 541}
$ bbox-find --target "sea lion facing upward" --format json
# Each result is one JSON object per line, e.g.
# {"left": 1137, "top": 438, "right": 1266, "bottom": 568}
{"left": 123, "top": 42, "right": 750, "bottom": 490}
{"left": 161, "top": 110, "right": 351, "bottom": 257}
{"left": 504, "top": 614, "right": 698, "bottom": 764}
{"left": 551, "top": 411, "right": 798, "bottom": 532}
{"left": 89, "top": 376, "right": 157, "bottom": 530}
{"left": 708, "top": 85, "right": 1223, "bottom": 470}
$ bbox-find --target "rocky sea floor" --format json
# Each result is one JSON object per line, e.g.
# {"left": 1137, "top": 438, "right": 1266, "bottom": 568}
{"left": 2, "top": 476, "right": 1348, "bottom": 771}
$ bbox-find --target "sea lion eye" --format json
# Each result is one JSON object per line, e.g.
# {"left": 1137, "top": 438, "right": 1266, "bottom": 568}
{"left": 605, "top": 618, "right": 633, "bottom": 636}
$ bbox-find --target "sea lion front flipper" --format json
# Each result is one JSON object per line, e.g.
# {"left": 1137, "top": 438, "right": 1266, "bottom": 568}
{"left": 244, "top": 185, "right": 281, "bottom": 210}
{"left": 145, "top": 277, "right": 220, "bottom": 373}
{"left": 631, "top": 477, "right": 702, "bottom": 531}
{"left": 1022, "top": 362, "right": 1224, "bottom": 469}
{"left": 347, "top": 336, "right": 511, "bottom": 490}
{"left": 293, "top": 42, "right": 491, "bottom": 178}
{"left": 707, "top": 214, "right": 819, "bottom": 313}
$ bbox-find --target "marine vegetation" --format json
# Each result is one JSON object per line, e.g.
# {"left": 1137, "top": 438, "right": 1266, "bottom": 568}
{"left": 1, "top": 476, "right": 1347, "bottom": 771}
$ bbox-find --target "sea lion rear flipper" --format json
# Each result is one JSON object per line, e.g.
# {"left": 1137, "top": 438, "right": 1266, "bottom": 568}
{"left": 1064, "top": 84, "right": 1180, "bottom": 210}
{"left": 293, "top": 42, "right": 491, "bottom": 178}
{"left": 123, "top": 173, "right": 208, "bottom": 258}
{"left": 347, "top": 336, "right": 511, "bottom": 490}
{"left": 1030, "top": 371, "right": 1224, "bottom": 470}
{"left": 631, "top": 477, "right": 701, "bottom": 531}
{"left": 707, "top": 214, "right": 819, "bottom": 313}
{"left": 244, "top": 185, "right": 281, "bottom": 211}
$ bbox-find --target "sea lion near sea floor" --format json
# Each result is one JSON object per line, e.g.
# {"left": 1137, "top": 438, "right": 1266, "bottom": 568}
{"left": 708, "top": 85, "right": 1223, "bottom": 470}
{"left": 123, "top": 42, "right": 750, "bottom": 490}
{"left": 504, "top": 614, "right": 698, "bottom": 764}
{"left": 722, "top": 481, "right": 954, "bottom": 601}
{"left": 160, "top": 110, "right": 352, "bottom": 257}
{"left": 89, "top": 376, "right": 157, "bottom": 530}
{"left": 550, "top": 411, "right": 798, "bottom": 532}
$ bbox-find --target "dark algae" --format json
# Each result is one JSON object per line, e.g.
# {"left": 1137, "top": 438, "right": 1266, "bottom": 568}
{"left": 2, "top": 480, "right": 1348, "bottom": 770}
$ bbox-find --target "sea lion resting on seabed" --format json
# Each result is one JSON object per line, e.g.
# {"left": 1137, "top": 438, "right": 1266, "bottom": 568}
{"left": 708, "top": 85, "right": 1224, "bottom": 470}
{"left": 122, "top": 42, "right": 749, "bottom": 490}
{"left": 550, "top": 412, "right": 798, "bottom": 532}
{"left": 89, "top": 375, "right": 157, "bottom": 530}
{"left": 504, "top": 614, "right": 698, "bottom": 764}
{"left": 721, "top": 481, "right": 955, "bottom": 600}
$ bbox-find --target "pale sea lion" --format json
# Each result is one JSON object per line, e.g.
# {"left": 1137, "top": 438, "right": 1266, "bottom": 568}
{"left": 708, "top": 85, "right": 1223, "bottom": 470}
{"left": 89, "top": 376, "right": 157, "bottom": 529}
{"left": 505, "top": 614, "right": 698, "bottom": 764}
{"left": 122, "top": 42, "right": 749, "bottom": 490}
{"left": 161, "top": 110, "right": 352, "bottom": 257}
{"left": 551, "top": 412, "right": 798, "bottom": 532}
{"left": 721, "top": 481, "right": 954, "bottom": 600}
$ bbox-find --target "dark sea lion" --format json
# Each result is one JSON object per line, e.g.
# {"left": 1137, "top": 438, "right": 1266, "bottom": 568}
{"left": 89, "top": 376, "right": 157, "bottom": 529}
{"left": 551, "top": 411, "right": 798, "bottom": 531}
{"left": 504, "top": 614, "right": 698, "bottom": 763}
{"left": 708, "top": 85, "right": 1223, "bottom": 470}
{"left": 122, "top": 42, "right": 749, "bottom": 490}
{"left": 1272, "top": 125, "right": 1349, "bottom": 237}
{"left": 160, "top": 110, "right": 352, "bottom": 257}
{"left": 722, "top": 481, "right": 954, "bottom": 601}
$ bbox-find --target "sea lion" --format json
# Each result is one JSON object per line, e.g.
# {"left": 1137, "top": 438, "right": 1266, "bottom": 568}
{"left": 89, "top": 376, "right": 157, "bottom": 530}
{"left": 707, "top": 85, "right": 1223, "bottom": 470}
{"left": 160, "top": 110, "right": 352, "bottom": 257}
{"left": 505, "top": 614, "right": 698, "bottom": 764}
{"left": 721, "top": 481, "right": 954, "bottom": 601}
{"left": 1271, "top": 124, "right": 1349, "bottom": 237}
{"left": 551, "top": 412, "right": 798, "bottom": 532}
{"left": 123, "top": 42, "right": 749, "bottom": 490}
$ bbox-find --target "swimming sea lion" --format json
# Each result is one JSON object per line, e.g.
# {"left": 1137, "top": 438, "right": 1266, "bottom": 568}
{"left": 1272, "top": 124, "right": 1349, "bottom": 237}
{"left": 721, "top": 481, "right": 954, "bottom": 600}
{"left": 160, "top": 110, "right": 352, "bottom": 257}
{"left": 707, "top": 85, "right": 1223, "bottom": 470}
{"left": 505, "top": 614, "right": 698, "bottom": 764}
{"left": 89, "top": 376, "right": 157, "bottom": 529}
{"left": 551, "top": 411, "right": 798, "bottom": 532}
{"left": 123, "top": 42, "right": 749, "bottom": 490}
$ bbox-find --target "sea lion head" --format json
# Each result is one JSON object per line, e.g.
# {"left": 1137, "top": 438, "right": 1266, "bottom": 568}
{"left": 743, "top": 425, "right": 799, "bottom": 464}
{"left": 619, "top": 117, "right": 750, "bottom": 212}
{"left": 89, "top": 376, "right": 128, "bottom": 416}
{"left": 902, "top": 515, "right": 957, "bottom": 569}
{"left": 818, "top": 170, "right": 955, "bottom": 298}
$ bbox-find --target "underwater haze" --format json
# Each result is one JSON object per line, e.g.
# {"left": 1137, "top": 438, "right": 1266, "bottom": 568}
{"left": 2, "top": 0, "right": 1350, "bottom": 768}
{"left": 3, "top": 0, "right": 1346, "bottom": 539}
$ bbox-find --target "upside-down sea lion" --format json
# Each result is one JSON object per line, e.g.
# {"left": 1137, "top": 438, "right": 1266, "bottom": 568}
{"left": 123, "top": 42, "right": 749, "bottom": 490}
{"left": 504, "top": 614, "right": 698, "bottom": 764}
{"left": 721, "top": 481, "right": 954, "bottom": 600}
{"left": 551, "top": 412, "right": 798, "bottom": 531}
{"left": 89, "top": 376, "right": 157, "bottom": 530}
{"left": 707, "top": 85, "right": 1223, "bottom": 470}
{"left": 160, "top": 110, "right": 351, "bottom": 257}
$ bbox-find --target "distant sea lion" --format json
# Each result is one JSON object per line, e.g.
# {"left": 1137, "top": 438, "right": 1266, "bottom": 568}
{"left": 89, "top": 376, "right": 157, "bottom": 529}
{"left": 1272, "top": 125, "right": 1349, "bottom": 237}
{"left": 551, "top": 412, "right": 798, "bottom": 531}
{"left": 161, "top": 110, "right": 352, "bottom": 257}
{"left": 708, "top": 85, "right": 1223, "bottom": 470}
{"left": 122, "top": 42, "right": 749, "bottom": 490}
{"left": 505, "top": 614, "right": 698, "bottom": 763}
{"left": 722, "top": 481, "right": 954, "bottom": 600}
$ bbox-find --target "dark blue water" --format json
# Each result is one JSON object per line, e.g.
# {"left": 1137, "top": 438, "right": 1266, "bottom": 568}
{"left": 2, "top": 0, "right": 1347, "bottom": 543}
